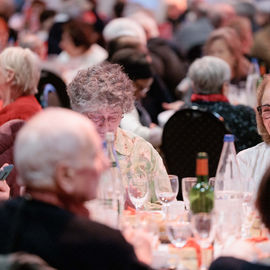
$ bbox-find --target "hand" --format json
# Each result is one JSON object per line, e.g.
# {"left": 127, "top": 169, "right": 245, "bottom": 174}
{"left": 123, "top": 227, "right": 153, "bottom": 265}
{"left": 149, "top": 123, "right": 157, "bottom": 128}
{"left": 0, "top": 164, "right": 11, "bottom": 200}
{"left": 162, "top": 100, "right": 184, "bottom": 111}
{"left": 0, "top": 180, "right": 10, "bottom": 201}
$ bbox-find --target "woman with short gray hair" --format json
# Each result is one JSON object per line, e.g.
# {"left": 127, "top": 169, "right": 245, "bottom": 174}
{"left": 188, "top": 56, "right": 231, "bottom": 95}
{"left": 189, "top": 56, "right": 261, "bottom": 152}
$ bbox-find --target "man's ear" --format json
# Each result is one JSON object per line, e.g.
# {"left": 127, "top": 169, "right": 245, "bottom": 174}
{"left": 55, "top": 164, "right": 75, "bottom": 195}
{"left": 5, "top": 69, "right": 15, "bottom": 84}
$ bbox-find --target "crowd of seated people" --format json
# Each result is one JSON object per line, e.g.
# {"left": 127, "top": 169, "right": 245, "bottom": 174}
{"left": 0, "top": 0, "right": 270, "bottom": 268}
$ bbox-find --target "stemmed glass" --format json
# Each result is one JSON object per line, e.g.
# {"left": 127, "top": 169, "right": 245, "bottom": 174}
{"left": 127, "top": 175, "right": 149, "bottom": 211}
{"left": 181, "top": 177, "right": 197, "bottom": 211}
{"left": 155, "top": 175, "right": 179, "bottom": 219}
{"left": 191, "top": 213, "right": 215, "bottom": 270}
{"left": 167, "top": 212, "right": 192, "bottom": 248}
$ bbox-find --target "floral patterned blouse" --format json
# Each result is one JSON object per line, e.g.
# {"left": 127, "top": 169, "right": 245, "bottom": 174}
{"left": 115, "top": 128, "right": 170, "bottom": 203}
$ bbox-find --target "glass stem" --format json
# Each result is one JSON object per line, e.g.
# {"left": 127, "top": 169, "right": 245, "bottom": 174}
{"left": 165, "top": 203, "right": 169, "bottom": 220}
{"left": 200, "top": 246, "right": 211, "bottom": 270}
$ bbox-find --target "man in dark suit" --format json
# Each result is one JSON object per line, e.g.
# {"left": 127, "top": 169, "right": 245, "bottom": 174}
{"left": 0, "top": 108, "right": 151, "bottom": 270}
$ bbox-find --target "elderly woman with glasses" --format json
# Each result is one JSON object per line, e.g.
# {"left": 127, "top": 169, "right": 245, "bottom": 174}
{"left": 67, "top": 62, "right": 170, "bottom": 206}
{"left": 237, "top": 75, "right": 270, "bottom": 191}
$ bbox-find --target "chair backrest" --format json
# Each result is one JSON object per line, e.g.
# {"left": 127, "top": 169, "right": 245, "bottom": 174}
{"left": 161, "top": 107, "right": 230, "bottom": 200}
{"left": 36, "top": 69, "right": 71, "bottom": 109}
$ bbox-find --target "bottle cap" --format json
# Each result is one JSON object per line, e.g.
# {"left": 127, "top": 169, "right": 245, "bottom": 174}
{"left": 105, "top": 132, "right": 114, "bottom": 142}
{"left": 197, "top": 152, "right": 208, "bottom": 159}
{"left": 224, "top": 134, "right": 234, "bottom": 142}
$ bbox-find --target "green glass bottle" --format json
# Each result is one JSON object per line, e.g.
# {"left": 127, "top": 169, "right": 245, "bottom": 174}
{"left": 189, "top": 152, "right": 214, "bottom": 214}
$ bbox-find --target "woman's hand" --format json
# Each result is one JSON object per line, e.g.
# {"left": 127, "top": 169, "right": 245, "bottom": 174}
{"left": 162, "top": 100, "right": 184, "bottom": 111}
{"left": 123, "top": 226, "right": 153, "bottom": 265}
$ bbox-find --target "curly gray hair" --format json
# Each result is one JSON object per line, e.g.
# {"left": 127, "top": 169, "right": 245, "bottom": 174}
{"left": 67, "top": 62, "right": 135, "bottom": 113}
{"left": 188, "top": 56, "right": 231, "bottom": 94}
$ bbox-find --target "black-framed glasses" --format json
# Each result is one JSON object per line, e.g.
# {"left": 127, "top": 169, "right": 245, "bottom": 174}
{"left": 257, "top": 104, "right": 270, "bottom": 119}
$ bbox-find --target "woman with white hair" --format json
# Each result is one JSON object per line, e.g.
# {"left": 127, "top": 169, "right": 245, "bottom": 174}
{"left": 188, "top": 56, "right": 260, "bottom": 152}
{"left": 0, "top": 47, "right": 41, "bottom": 126}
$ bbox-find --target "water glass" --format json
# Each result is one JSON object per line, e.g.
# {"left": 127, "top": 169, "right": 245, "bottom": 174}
{"left": 209, "top": 177, "right": 215, "bottom": 189}
{"left": 155, "top": 175, "right": 179, "bottom": 218}
{"left": 191, "top": 213, "right": 215, "bottom": 270}
{"left": 128, "top": 176, "right": 149, "bottom": 211}
{"left": 167, "top": 220, "right": 192, "bottom": 248}
{"left": 181, "top": 177, "right": 197, "bottom": 210}
{"left": 191, "top": 213, "right": 215, "bottom": 248}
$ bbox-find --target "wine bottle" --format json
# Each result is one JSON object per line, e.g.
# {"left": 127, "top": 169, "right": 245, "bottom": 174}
{"left": 189, "top": 152, "right": 214, "bottom": 214}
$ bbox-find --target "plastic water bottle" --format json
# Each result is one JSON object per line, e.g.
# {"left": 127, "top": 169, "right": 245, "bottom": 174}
{"left": 214, "top": 134, "right": 243, "bottom": 239}
{"left": 97, "top": 132, "right": 124, "bottom": 228}
{"left": 104, "top": 132, "right": 124, "bottom": 215}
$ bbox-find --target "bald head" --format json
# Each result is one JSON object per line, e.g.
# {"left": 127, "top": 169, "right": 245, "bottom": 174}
{"left": 14, "top": 108, "right": 103, "bottom": 191}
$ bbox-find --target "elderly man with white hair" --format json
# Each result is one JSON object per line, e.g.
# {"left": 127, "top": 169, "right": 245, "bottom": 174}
{"left": 0, "top": 108, "right": 151, "bottom": 270}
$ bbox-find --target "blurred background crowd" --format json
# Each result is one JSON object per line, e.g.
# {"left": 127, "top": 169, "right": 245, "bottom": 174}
{"left": 0, "top": 0, "right": 268, "bottom": 150}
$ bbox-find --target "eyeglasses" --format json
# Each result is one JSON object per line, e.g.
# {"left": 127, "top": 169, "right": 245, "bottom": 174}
{"left": 84, "top": 112, "right": 123, "bottom": 126}
{"left": 257, "top": 104, "right": 270, "bottom": 119}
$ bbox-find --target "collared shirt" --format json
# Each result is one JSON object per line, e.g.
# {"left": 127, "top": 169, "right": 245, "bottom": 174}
{"left": 114, "top": 128, "right": 169, "bottom": 202}
{"left": 237, "top": 142, "right": 270, "bottom": 192}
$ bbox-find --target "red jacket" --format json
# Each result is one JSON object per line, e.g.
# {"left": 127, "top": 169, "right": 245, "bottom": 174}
{"left": 0, "top": 95, "right": 41, "bottom": 126}
{"left": 0, "top": 95, "right": 41, "bottom": 197}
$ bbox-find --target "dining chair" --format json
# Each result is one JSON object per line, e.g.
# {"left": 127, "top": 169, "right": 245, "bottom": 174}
{"left": 36, "top": 69, "right": 71, "bottom": 109}
{"left": 161, "top": 107, "right": 230, "bottom": 200}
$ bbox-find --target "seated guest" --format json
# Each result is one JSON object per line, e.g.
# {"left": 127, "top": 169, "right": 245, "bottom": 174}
{"left": 0, "top": 47, "right": 42, "bottom": 126}
{"left": 204, "top": 27, "right": 252, "bottom": 106}
{"left": 0, "top": 108, "right": 151, "bottom": 270}
{"left": 188, "top": 56, "right": 260, "bottom": 152}
{"left": 56, "top": 19, "right": 107, "bottom": 83}
{"left": 163, "top": 55, "right": 261, "bottom": 150}
{"left": 111, "top": 48, "right": 162, "bottom": 147}
{"left": 204, "top": 27, "right": 251, "bottom": 86}
{"left": 238, "top": 75, "right": 270, "bottom": 191}
{"left": 67, "top": 62, "right": 170, "bottom": 204}
{"left": 209, "top": 164, "right": 270, "bottom": 270}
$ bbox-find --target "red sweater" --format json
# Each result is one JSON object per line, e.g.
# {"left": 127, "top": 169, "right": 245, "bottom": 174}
{"left": 0, "top": 95, "right": 41, "bottom": 126}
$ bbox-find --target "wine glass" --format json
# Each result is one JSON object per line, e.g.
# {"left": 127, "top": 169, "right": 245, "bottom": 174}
{"left": 209, "top": 177, "right": 215, "bottom": 189}
{"left": 191, "top": 213, "right": 215, "bottom": 270}
{"left": 155, "top": 175, "right": 179, "bottom": 219}
{"left": 181, "top": 177, "right": 197, "bottom": 211}
{"left": 167, "top": 220, "right": 192, "bottom": 248}
{"left": 127, "top": 176, "right": 149, "bottom": 211}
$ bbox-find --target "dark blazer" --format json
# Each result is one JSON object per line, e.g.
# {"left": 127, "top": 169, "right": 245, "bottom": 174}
{"left": 210, "top": 257, "right": 270, "bottom": 270}
{"left": 0, "top": 197, "right": 151, "bottom": 270}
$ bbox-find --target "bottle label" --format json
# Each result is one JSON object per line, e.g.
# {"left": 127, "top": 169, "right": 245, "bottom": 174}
{"left": 196, "top": 159, "right": 208, "bottom": 176}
